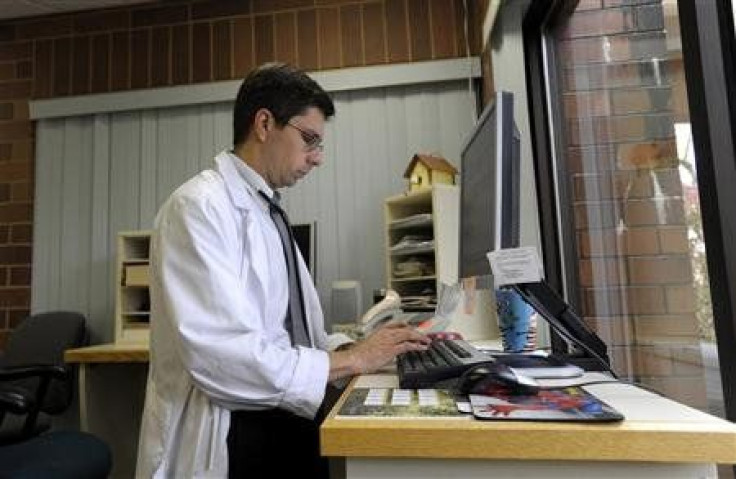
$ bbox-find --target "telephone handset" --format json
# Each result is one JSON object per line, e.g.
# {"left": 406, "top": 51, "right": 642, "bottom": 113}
{"left": 360, "top": 289, "right": 403, "bottom": 335}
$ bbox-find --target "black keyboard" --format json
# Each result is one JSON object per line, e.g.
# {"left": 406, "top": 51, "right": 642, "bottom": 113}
{"left": 396, "top": 339, "right": 493, "bottom": 389}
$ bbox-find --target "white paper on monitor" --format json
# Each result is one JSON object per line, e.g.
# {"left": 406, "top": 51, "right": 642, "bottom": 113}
{"left": 487, "top": 247, "right": 544, "bottom": 287}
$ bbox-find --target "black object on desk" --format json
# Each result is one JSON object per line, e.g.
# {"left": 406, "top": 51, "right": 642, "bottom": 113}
{"left": 397, "top": 338, "right": 492, "bottom": 389}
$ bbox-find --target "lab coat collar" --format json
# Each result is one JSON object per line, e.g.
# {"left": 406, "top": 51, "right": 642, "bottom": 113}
{"left": 214, "top": 150, "right": 268, "bottom": 211}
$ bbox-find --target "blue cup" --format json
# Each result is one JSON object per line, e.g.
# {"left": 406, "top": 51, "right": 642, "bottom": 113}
{"left": 495, "top": 288, "right": 534, "bottom": 352}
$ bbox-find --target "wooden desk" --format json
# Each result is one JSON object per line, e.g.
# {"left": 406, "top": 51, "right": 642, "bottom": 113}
{"left": 321, "top": 374, "right": 736, "bottom": 478}
{"left": 65, "top": 343, "right": 149, "bottom": 430}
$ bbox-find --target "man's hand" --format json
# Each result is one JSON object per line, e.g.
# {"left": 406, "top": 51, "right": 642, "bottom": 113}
{"left": 328, "top": 322, "right": 430, "bottom": 381}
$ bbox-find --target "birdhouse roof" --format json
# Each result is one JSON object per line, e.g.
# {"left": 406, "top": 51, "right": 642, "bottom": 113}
{"left": 403, "top": 154, "right": 458, "bottom": 178}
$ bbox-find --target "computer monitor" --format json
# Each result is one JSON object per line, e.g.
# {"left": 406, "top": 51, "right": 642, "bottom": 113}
{"left": 459, "top": 91, "right": 520, "bottom": 279}
{"left": 292, "top": 222, "right": 316, "bottom": 278}
{"left": 458, "top": 91, "right": 610, "bottom": 371}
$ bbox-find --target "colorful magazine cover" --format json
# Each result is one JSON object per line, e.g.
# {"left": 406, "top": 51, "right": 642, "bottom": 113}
{"left": 470, "top": 386, "right": 624, "bottom": 422}
{"left": 337, "top": 388, "right": 466, "bottom": 418}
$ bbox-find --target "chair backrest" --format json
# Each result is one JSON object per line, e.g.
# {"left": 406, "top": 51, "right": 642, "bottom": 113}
{"left": 1, "top": 312, "right": 88, "bottom": 414}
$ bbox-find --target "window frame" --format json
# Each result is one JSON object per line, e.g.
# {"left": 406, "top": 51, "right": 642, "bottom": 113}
{"left": 522, "top": 0, "right": 736, "bottom": 430}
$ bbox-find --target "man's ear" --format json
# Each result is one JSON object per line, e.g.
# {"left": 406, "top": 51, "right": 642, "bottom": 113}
{"left": 254, "top": 108, "right": 271, "bottom": 142}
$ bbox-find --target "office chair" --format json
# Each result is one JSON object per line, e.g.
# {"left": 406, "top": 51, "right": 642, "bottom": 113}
{"left": 0, "top": 391, "right": 111, "bottom": 477}
{"left": 0, "top": 311, "right": 88, "bottom": 445}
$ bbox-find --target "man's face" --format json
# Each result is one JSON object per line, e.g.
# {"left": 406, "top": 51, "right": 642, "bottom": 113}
{"left": 263, "top": 106, "right": 325, "bottom": 189}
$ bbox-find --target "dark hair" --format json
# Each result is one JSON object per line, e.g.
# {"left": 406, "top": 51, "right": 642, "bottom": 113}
{"left": 233, "top": 63, "right": 335, "bottom": 147}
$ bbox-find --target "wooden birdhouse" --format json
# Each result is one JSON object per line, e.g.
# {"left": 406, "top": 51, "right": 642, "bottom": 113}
{"left": 403, "top": 154, "right": 458, "bottom": 193}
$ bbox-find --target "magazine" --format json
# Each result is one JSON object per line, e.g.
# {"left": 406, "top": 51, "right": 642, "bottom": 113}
{"left": 469, "top": 386, "right": 624, "bottom": 422}
{"left": 337, "top": 388, "right": 466, "bottom": 418}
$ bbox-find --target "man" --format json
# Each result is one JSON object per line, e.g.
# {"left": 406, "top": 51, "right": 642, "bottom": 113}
{"left": 136, "top": 63, "right": 429, "bottom": 478}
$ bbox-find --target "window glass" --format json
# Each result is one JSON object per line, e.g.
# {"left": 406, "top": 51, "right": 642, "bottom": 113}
{"left": 547, "top": 0, "right": 724, "bottom": 420}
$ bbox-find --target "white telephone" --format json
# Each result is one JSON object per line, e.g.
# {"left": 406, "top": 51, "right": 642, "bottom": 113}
{"left": 359, "top": 289, "right": 403, "bottom": 334}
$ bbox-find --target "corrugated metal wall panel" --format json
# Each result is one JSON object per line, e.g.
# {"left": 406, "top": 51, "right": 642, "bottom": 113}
{"left": 33, "top": 81, "right": 476, "bottom": 336}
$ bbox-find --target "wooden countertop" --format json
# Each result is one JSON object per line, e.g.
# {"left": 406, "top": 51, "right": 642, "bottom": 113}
{"left": 321, "top": 374, "right": 736, "bottom": 464}
{"left": 65, "top": 343, "right": 149, "bottom": 363}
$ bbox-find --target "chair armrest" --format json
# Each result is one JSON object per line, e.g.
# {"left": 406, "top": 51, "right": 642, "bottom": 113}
{"left": 0, "top": 365, "right": 69, "bottom": 382}
{"left": 0, "top": 390, "right": 35, "bottom": 414}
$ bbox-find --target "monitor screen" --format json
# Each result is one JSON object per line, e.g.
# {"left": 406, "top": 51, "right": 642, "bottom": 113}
{"left": 292, "top": 222, "right": 316, "bottom": 278}
{"left": 459, "top": 90, "right": 520, "bottom": 279}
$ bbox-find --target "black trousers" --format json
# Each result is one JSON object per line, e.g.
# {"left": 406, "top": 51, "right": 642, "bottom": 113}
{"left": 227, "top": 385, "right": 342, "bottom": 479}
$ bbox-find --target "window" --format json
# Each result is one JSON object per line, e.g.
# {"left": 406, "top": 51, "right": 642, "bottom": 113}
{"left": 525, "top": 0, "right": 736, "bottom": 424}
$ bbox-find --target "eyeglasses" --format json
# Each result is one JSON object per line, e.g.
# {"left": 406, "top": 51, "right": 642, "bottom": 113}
{"left": 287, "top": 122, "right": 324, "bottom": 153}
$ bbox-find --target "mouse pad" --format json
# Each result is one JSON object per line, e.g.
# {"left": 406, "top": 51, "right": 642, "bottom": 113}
{"left": 469, "top": 386, "right": 624, "bottom": 422}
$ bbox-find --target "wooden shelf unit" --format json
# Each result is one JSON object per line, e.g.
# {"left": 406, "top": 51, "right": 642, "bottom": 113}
{"left": 384, "top": 184, "right": 459, "bottom": 310}
{"left": 115, "top": 231, "right": 152, "bottom": 344}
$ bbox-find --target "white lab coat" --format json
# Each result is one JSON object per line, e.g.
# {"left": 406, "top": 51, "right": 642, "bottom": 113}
{"left": 136, "top": 151, "right": 351, "bottom": 478}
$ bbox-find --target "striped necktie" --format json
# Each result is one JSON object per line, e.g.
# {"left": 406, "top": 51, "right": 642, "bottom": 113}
{"left": 258, "top": 191, "right": 311, "bottom": 347}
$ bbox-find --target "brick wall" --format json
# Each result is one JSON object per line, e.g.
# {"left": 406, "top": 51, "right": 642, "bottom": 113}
{"left": 558, "top": 0, "right": 706, "bottom": 407}
{"left": 0, "top": 0, "right": 484, "bottom": 349}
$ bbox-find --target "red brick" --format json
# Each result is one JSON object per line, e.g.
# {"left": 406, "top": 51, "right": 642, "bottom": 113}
{"left": 588, "top": 315, "right": 632, "bottom": 346}
{"left": 0, "top": 204, "right": 32, "bottom": 223}
{"left": 617, "top": 141, "right": 677, "bottom": 170}
{"left": 10, "top": 182, "right": 32, "bottom": 202}
{"left": 0, "top": 122, "right": 32, "bottom": 142}
{"left": 132, "top": 5, "right": 189, "bottom": 28}
{"left": 634, "top": 346, "right": 674, "bottom": 376}
{"left": 0, "top": 144, "right": 9, "bottom": 162}
{"left": 0, "top": 287, "right": 30, "bottom": 307}
{"left": 10, "top": 223, "right": 31, "bottom": 243}
{"left": 0, "top": 161, "right": 31, "bottom": 181}
{"left": 192, "top": 0, "right": 251, "bottom": 20}
{"left": 0, "top": 81, "right": 31, "bottom": 101}
{"left": 659, "top": 227, "right": 689, "bottom": 254}
{"left": 665, "top": 285, "right": 695, "bottom": 314}
{"left": 0, "top": 63, "right": 15, "bottom": 81}
{"left": 628, "top": 256, "right": 691, "bottom": 284}
{"left": 0, "top": 103, "right": 12, "bottom": 120}
{"left": 572, "top": 173, "right": 613, "bottom": 201}
{"left": 622, "top": 227, "right": 660, "bottom": 255}
{"left": 0, "top": 42, "right": 32, "bottom": 62}
{"left": 340, "top": 4, "right": 363, "bottom": 67}
{"left": 633, "top": 313, "right": 699, "bottom": 340}
{"left": 579, "top": 257, "right": 625, "bottom": 287}
{"left": 623, "top": 198, "right": 685, "bottom": 226}
{"left": 563, "top": 90, "right": 610, "bottom": 118}
{"left": 562, "top": 8, "right": 629, "bottom": 38}
{"left": 582, "top": 285, "right": 666, "bottom": 316}
{"left": 0, "top": 25, "right": 15, "bottom": 42}
{"left": 612, "top": 170, "right": 654, "bottom": 199}
{"left": 0, "top": 245, "right": 31, "bottom": 263}
{"left": 363, "top": 2, "right": 386, "bottom": 65}
{"left": 577, "top": 0, "right": 602, "bottom": 10}
{"left": 16, "top": 61, "right": 31, "bottom": 80}
{"left": 573, "top": 201, "right": 617, "bottom": 229}
{"left": 9, "top": 266, "right": 30, "bottom": 286}
{"left": 7, "top": 308, "right": 28, "bottom": 329}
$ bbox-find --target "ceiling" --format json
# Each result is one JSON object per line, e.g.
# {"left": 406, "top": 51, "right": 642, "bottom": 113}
{"left": 0, "top": 0, "right": 156, "bottom": 21}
